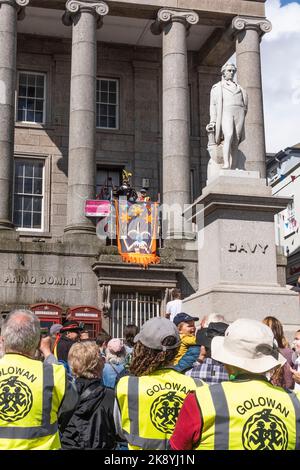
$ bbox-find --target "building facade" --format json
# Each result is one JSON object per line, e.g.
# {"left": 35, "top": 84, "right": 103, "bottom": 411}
{"left": 0, "top": 0, "right": 269, "bottom": 334}
{"left": 267, "top": 144, "right": 300, "bottom": 286}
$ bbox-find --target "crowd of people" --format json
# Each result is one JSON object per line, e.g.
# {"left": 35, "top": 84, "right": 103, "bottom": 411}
{"left": 1, "top": 302, "right": 300, "bottom": 450}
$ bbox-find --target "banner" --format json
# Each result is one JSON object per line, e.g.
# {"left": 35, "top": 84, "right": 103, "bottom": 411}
{"left": 85, "top": 200, "right": 111, "bottom": 217}
{"left": 115, "top": 199, "right": 160, "bottom": 267}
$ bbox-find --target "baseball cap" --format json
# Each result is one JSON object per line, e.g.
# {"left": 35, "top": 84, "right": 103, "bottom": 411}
{"left": 134, "top": 317, "right": 180, "bottom": 352}
{"left": 211, "top": 318, "right": 286, "bottom": 374}
{"left": 196, "top": 322, "right": 228, "bottom": 348}
{"left": 107, "top": 338, "right": 124, "bottom": 354}
{"left": 140, "top": 188, "right": 147, "bottom": 193}
{"left": 173, "top": 312, "right": 199, "bottom": 326}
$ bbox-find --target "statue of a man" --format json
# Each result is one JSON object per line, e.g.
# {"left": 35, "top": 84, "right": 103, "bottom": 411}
{"left": 208, "top": 63, "right": 248, "bottom": 169}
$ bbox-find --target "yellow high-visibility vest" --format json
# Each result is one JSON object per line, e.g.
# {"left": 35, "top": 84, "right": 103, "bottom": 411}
{"left": 0, "top": 353, "right": 66, "bottom": 450}
{"left": 116, "top": 368, "right": 200, "bottom": 450}
{"left": 194, "top": 377, "right": 300, "bottom": 450}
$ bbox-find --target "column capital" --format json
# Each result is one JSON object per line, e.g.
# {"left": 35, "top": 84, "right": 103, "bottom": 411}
{"left": 151, "top": 8, "right": 199, "bottom": 35}
{"left": 232, "top": 15, "right": 272, "bottom": 36}
{"left": 62, "top": 0, "right": 109, "bottom": 28}
{"left": 0, "top": 0, "right": 30, "bottom": 20}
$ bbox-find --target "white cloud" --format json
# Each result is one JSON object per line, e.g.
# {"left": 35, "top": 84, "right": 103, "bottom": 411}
{"left": 261, "top": 0, "right": 300, "bottom": 152}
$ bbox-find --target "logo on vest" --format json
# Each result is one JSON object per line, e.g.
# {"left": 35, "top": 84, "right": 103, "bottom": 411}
{"left": 242, "top": 409, "right": 288, "bottom": 450}
{"left": 150, "top": 391, "right": 183, "bottom": 433}
{"left": 0, "top": 376, "right": 33, "bottom": 422}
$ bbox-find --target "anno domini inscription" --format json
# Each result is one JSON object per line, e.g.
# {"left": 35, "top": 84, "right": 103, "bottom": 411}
{"left": 3, "top": 273, "right": 79, "bottom": 287}
{"left": 228, "top": 243, "right": 268, "bottom": 254}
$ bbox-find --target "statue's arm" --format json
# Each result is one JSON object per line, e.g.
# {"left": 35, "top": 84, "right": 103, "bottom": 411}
{"left": 209, "top": 86, "right": 218, "bottom": 125}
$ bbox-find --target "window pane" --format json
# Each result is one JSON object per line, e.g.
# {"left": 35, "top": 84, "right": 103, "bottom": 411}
{"left": 100, "top": 104, "right": 107, "bottom": 116}
{"left": 100, "top": 92, "right": 108, "bottom": 103}
{"left": 109, "top": 81, "right": 116, "bottom": 92}
{"left": 35, "top": 100, "right": 43, "bottom": 111}
{"left": 28, "top": 86, "right": 35, "bottom": 97}
{"left": 28, "top": 75, "right": 35, "bottom": 86}
{"left": 17, "top": 109, "right": 26, "bottom": 121}
{"left": 25, "top": 163, "right": 33, "bottom": 177}
{"left": 18, "top": 98, "right": 26, "bottom": 109}
{"left": 33, "top": 212, "right": 41, "bottom": 228}
{"left": 34, "top": 163, "right": 43, "bottom": 178}
{"left": 27, "top": 99, "right": 34, "bottom": 110}
{"left": 15, "top": 177, "right": 23, "bottom": 193}
{"left": 109, "top": 93, "right": 116, "bottom": 104}
{"left": 13, "top": 211, "right": 22, "bottom": 227}
{"left": 23, "top": 212, "right": 32, "bottom": 228}
{"left": 108, "top": 105, "right": 115, "bottom": 116}
{"left": 108, "top": 117, "right": 116, "bottom": 128}
{"left": 14, "top": 197, "right": 22, "bottom": 211}
{"left": 19, "top": 86, "right": 27, "bottom": 97}
{"left": 35, "top": 112, "right": 43, "bottom": 123}
{"left": 36, "top": 75, "right": 44, "bottom": 87}
{"left": 101, "top": 80, "right": 108, "bottom": 92}
{"left": 100, "top": 116, "right": 107, "bottom": 127}
{"left": 24, "top": 178, "right": 33, "bottom": 193}
{"left": 33, "top": 197, "right": 42, "bottom": 211}
{"left": 36, "top": 87, "right": 44, "bottom": 99}
{"left": 33, "top": 178, "right": 42, "bottom": 195}
{"left": 27, "top": 111, "right": 34, "bottom": 121}
{"left": 23, "top": 197, "right": 32, "bottom": 211}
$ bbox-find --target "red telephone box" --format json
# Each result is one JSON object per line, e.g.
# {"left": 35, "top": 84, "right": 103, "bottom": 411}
{"left": 30, "top": 303, "right": 63, "bottom": 330}
{"left": 66, "top": 305, "right": 102, "bottom": 339}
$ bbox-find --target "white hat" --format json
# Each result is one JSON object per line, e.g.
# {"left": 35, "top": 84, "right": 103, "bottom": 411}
{"left": 211, "top": 318, "right": 286, "bottom": 374}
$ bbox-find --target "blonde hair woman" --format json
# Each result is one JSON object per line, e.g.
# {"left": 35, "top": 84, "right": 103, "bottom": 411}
{"left": 61, "top": 341, "right": 117, "bottom": 449}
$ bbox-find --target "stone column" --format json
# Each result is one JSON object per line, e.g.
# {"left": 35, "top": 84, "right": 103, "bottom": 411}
{"left": 232, "top": 16, "right": 272, "bottom": 178}
{"left": 151, "top": 9, "right": 198, "bottom": 238}
{"left": 0, "top": 0, "right": 29, "bottom": 235}
{"left": 63, "top": 0, "right": 109, "bottom": 237}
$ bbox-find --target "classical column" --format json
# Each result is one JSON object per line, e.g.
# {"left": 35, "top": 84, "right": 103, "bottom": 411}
{"left": 232, "top": 16, "right": 272, "bottom": 178}
{"left": 0, "top": 0, "right": 29, "bottom": 234}
{"left": 63, "top": 0, "right": 109, "bottom": 236}
{"left": 152, "top": 9, "right": 198, "bottom": 238}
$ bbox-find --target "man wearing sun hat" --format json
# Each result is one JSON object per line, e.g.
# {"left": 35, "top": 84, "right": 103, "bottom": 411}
{"left": 114, "top": 317, "right": 202, "bottom": 450}
{"left": 170, "top": 318, "right": 300, "bottom": 450}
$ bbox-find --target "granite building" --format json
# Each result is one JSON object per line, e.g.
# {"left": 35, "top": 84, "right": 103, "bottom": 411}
{"left": 0, "top": 0, "right": 271, "bottom": 334}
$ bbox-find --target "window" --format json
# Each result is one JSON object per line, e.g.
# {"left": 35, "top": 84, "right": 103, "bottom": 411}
{"left": 96, "top": 167, "right": 122, "bottom": 198}
{"left": 96, "top": 78, "right": 119, "bottom": 129}
{"left": 13, "top": 159, "right": 44, "bottom": 230}
{"left": 17, "top": 72, "right": 46, "bottom": 124}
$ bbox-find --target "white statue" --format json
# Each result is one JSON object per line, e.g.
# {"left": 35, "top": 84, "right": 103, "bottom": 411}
{"left": 208, "top": 63, "right": 248, "bottom": 169}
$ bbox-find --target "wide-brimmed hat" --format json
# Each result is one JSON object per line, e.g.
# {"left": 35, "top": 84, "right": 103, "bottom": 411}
{"left": 196, "top": 322, "right": 228, "bottom": 348}
{"left": 211, "top": 318, "right": 286, "bottom": 374}
{"left": 134, "top": 317, "right": 180, "bottom": 351}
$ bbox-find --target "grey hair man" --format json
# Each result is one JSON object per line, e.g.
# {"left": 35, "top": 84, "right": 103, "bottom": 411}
{"left": 208, "top": 63, "right": 248, "bottom": 169}
{"left": 0, "top": 309, "right": 77, "bottom": 450}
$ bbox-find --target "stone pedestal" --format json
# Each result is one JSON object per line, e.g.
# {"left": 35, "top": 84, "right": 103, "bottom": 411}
{"left": 183, "top": 173, "right": 299, "bottom": 334}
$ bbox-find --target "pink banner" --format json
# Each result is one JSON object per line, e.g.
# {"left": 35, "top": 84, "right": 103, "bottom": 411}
{"left": 85, "top": 200, "right": 111, "bottom": 217}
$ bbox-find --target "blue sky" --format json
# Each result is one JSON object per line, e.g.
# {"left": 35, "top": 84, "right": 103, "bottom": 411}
{"left": 260, "top": 0, "right": 300, "bottom": 152}
{"left": 280, "top": 0, "right": 300, "bottom": 5}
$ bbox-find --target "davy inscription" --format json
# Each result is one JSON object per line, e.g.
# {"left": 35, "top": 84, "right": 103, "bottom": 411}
{"left": 228, "top": 243, "right": 268, "bottom": 254}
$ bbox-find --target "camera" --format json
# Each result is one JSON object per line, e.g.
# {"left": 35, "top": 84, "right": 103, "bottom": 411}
{"left": 40, "top": 327, "right": 49, "bottom": 338}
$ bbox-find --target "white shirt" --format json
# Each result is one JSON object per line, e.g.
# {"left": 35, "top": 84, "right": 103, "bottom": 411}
{"left": 166, "top": 299, "right": 182, "bottom": 322}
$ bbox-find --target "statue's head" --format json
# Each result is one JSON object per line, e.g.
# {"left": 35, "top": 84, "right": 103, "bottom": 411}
{"left": 221, "top": 63, "right": 237, "bottom": 81}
